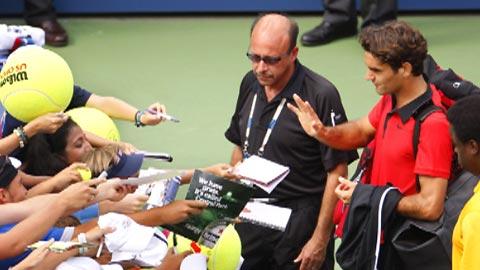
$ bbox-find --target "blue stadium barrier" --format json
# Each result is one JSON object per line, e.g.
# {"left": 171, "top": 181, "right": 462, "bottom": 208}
{"left": 0, "top": 0, "right": 479, "bottom": 14}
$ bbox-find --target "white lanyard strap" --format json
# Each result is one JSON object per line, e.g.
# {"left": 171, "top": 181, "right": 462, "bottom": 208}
{"left": 243, "top": 94, "right": 287, "bottom": 158}
{"left": 243, "top": 93, "right": 257, "bottom": 155}
{"left": 258, "top": 98, "right": 286, "bottom": 156}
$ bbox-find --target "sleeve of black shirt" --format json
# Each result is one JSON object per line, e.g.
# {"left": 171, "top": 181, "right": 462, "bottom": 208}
{"left": 65, "top": 85, "right": 93, "bottom": 111}
{"left": 313, "top": 82, "right": 359, "bottom": 171}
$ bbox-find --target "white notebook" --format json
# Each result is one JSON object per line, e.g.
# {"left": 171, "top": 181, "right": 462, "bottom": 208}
{"left": 234, "top": 155, "right": 290, "bottom": 185}
{"left": 239, "top": 201, "right": 292, "bottom": 231}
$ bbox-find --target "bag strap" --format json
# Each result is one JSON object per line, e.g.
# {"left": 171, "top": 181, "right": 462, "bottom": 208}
{"left": 412, "top": 104, "right": 443, "bottom": 157}
{"left": 412, "top": 103, "right": 443, "bottom": 192}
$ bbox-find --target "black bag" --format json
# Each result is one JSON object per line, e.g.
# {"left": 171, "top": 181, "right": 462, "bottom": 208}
{"left": 391, "top": 101, "right": 479, "bottom": 270}
{"left": 391, "top": 171, "right": 478, "bottom": 270}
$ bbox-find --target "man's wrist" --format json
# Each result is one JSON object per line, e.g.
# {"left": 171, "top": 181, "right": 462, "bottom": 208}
{"left": 22, "top": 122, "right": 37, "bottom": 138}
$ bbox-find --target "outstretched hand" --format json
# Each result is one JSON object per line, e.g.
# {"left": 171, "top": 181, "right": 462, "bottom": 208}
{"left": 156, "top": 248, "right": 192, "bottom": 270}
{"left": 287, "top": 94, "right": 325, "bottom": 138}
{"left": 57, "top": 180, "right": 101, "bottom": 214}
{"left": 203, "top": 163, "right": 240, "bottom": 180}
{"left": 142, "top": 102, "right": 167, "bottom": 125}
{"left": 158, "top": 200, "right": 208, "bottom": 225}
{"left": 11, "top": 239, "right": 53, "bottom": 270}
{"left": 25, "top": 112, "right": 69, "bottom": 136}
{"left": 50, "top": 162, "right": 88, "bottom": 191}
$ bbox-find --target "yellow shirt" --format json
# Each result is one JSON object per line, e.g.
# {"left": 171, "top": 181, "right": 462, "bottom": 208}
{"left": 452, "top": 181, "right": 480, "bottom": 270}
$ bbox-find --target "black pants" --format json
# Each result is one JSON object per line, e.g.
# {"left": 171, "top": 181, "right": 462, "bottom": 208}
{"left": 236, "top": 196, "right": 335, "bottom": 270}
{"left": 323, "top": 0, "right": 397, "bottom": 28}
{"left": 24, "top": 0, "right": 56, "bottom": 25}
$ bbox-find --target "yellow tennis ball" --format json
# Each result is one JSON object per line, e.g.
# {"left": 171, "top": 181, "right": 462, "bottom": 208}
{"left": 77, "top": 168, "right": 92, "bottom": 181}
{"left": 0, "top": 45, "right": 74, "bottom": 122}
{"left": 66, "top": 107, "right": 120, "bottom": 142}
{"left": 208, "top": 224, "right": 242, "bottom": 270}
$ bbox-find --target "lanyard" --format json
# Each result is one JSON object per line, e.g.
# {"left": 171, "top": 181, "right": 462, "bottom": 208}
{"left": 242, "top": 93, "right": 286, "bottom": 158}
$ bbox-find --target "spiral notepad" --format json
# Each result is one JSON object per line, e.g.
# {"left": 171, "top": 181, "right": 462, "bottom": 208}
{"left": 239, "top": 201, "right": 292, "bottom": 231}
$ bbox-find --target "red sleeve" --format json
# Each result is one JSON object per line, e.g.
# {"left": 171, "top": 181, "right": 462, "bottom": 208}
{"left": 414, "top": 111, "right": 453, "bottom": 179}
{"left": 368, "top": 96, "right": 390, "bottom": 129}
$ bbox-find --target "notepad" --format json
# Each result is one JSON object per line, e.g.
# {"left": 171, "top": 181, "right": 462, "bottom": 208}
{"left": 234, "top": 155, "right": 290, "bottom": 186}
{"left": 239, "top": 201, "right": 292, "bottom": 231}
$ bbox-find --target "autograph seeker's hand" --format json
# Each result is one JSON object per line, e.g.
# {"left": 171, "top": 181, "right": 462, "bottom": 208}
{"left": 156, "top": 248, "right": 192, "bottom": 270}
{"left": 142, "top": 102, "right": 167, "bottom": 125}
{"left": 24, "top": 112, "right": 69, "bottom": 136}
{"left": 12, "top": 239, "right": 53, "bottom": 270}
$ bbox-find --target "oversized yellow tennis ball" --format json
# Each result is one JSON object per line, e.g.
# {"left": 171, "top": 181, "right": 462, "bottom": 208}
{"left": 208, "top": 224, "right": 242, "bottom": 270}
{"left": 66, "top": 107, "right": 120, "bottom": 142}
{"left": 77, "top": 168, "right": 92, "bottom": 181}
{"left": 0, "top": 45, "right": 73, "bottom": 122}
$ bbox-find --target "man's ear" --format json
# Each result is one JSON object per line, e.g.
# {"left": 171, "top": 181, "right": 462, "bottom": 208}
{"left": 467, "top": 139, "right": 479, "bottom": 156}
{"left": 0, "top": 188, "right": 9, "bottom": 204}
{"left": 290, "top": 47, "right": 299, "bottom": 61}
{"left": 400, "top": 62, "right": 413, "bottom": 77}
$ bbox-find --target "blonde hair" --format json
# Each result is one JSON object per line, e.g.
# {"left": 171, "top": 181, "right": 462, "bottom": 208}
{"left": 83, "top": 144, "right": 121, "bottom": 177}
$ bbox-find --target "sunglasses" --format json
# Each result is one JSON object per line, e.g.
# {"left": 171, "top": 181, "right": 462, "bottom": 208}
{"left": 246, "top": 52, "right": 290, "bottom": 65}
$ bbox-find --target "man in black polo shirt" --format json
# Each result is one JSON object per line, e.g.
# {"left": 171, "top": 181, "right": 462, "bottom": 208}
{"left": 225, "top": 13, "right": 358, "bottom": 270}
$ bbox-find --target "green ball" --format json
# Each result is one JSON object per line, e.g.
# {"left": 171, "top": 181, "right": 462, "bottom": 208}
{"left": 0, "top": 45, "right": 74, "bottom": 122}
{"left": 66, "top": 107, "right": 120, "bottom": 142}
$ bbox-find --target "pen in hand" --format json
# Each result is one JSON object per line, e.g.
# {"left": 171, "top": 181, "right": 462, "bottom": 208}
{"left": 96, "top": 239, "right": 104, "bottom": 258}
{"left": 147, "top": 109, "right": 180, "bottom": 123}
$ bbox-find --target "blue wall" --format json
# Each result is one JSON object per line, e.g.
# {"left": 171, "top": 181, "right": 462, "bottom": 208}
{"left": 1, "top": 0, "right": 479, "bottom": 14}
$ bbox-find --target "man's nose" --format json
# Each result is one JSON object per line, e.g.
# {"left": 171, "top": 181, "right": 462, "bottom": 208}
{"left": 256, "top": 60, "right": 268, "bottom": 72}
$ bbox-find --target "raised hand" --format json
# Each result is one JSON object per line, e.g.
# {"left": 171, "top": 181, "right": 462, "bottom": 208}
{"left": 49, "top": 162, "right": 88, "bottom": 191}
{"left": 142, "top": 102, "right": 167, "bottom": 125}
{"left": 287, "top": 94, "right": 325, "bottom": 138}
{"left": 57, "top": 180, "right": 101, "bottom": 214}
{"left": 110, "top": 193, "right": 149, "bottom": 214}
{"left": 95, "top": 178, "right": 129, "bottom": 202}
{"left": 25, "top": 112, "right": 69, "bottom": 136}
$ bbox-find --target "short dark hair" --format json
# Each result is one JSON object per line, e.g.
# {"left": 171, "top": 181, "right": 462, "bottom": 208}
{"left": 0, "top": 156, "right": 18, "bottom": 189}
{"left": 447, "top": 95, "right": 480, "bottom": 144}
{"left": 250, "top": 13, "right": 299, "bottom": 52}
{"left": 359, "top": 20, "right": 427, "bottom": 76}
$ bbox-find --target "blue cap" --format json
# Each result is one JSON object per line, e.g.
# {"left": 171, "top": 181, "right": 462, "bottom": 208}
{"left": 106, "top": 152, "right": 144, "bottom": 178}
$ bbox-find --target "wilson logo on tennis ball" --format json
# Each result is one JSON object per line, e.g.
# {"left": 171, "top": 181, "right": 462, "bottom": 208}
{"left": 0, "top": 63, "right": 29, "bottom": 87}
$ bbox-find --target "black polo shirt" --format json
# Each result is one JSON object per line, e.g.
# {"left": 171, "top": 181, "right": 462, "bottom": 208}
{"left": 225, "top": 61, "right": 358, "bottom": 199}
